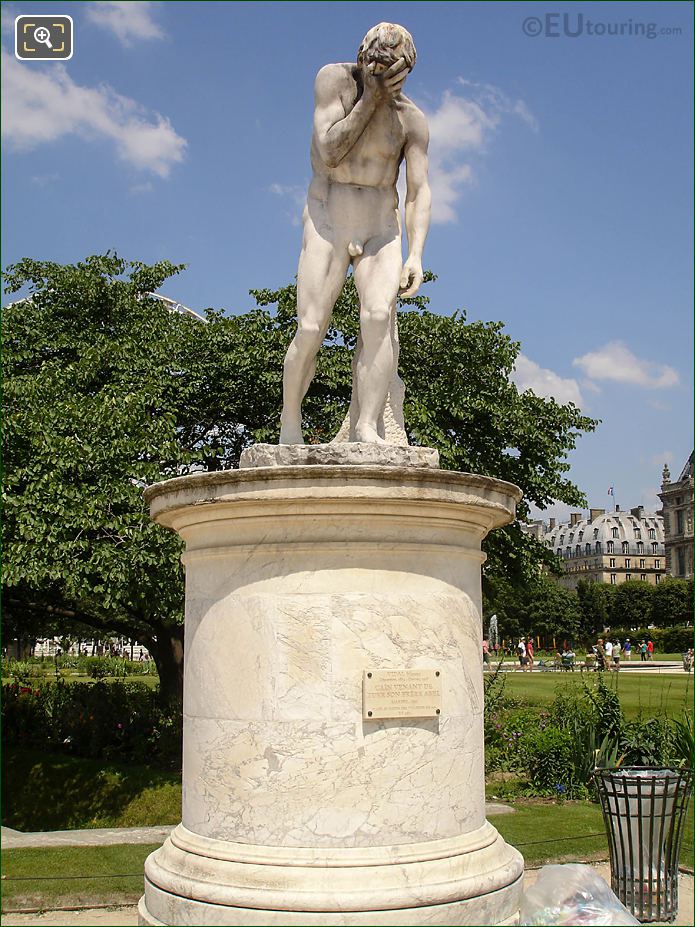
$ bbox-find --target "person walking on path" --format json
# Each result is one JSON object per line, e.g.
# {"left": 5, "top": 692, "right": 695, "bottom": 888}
{"left": 596, "top": 638, "right": 606, "bottom": 671}
{"left": 612, "top": 640, "right": 621, "bottom": 671}
{"left": 604, "top": 638, "right": 613, "bottom": 668}
{"left": 623, "top": 638, "right": 632, "bottom": 660}
{"left": 640, "top": 640, "right": 648, "bottom": 661}
{"left": 683, "top": 649, "right": 693, "bottom": 673}
{"left": 526, "top": 637, "right": 535, "bottom": 672}
{"left": 647, "top": 638, "right": 654, "bottom": 660}
{"left": 482, "top": 638, "right": 490, "bottom": 667}
{"left": 517, "top": 638, "right": 527, "bottom": 669}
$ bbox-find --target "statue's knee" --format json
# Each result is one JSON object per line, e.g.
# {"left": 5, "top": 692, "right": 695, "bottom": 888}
{"left": 295, "top": 320, "right": 323, "bottom": 349}
{"left": 361, "top": 304, "right": 391, "bottom": 330}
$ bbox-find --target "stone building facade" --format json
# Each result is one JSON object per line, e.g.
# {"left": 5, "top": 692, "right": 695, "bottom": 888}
{"left": 526, "top": 507, "right": 666, "bottom": 590}
{"left": 658, "top": 453, "right": 694, "bottom": 580}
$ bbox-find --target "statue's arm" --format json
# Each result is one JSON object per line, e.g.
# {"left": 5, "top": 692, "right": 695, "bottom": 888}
{"left": 400, "top": 109, "right": 431, "bottom": 297}
{"left": 313, "top": 65, "right": 377, "bottom": 168}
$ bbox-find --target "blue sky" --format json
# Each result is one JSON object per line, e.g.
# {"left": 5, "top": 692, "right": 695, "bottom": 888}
{"left": 3, "top": 1, "right": 693, "bottom": 520}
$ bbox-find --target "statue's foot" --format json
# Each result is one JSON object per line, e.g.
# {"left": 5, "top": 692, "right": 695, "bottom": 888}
{"left": 354, "top": 424, "right": 387, "bottom": 444}
{"left": 278, "top": 418, "right": 304, "bottom": 444}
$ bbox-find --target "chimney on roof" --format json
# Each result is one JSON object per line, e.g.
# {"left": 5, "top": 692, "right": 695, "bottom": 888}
{"left": 631, "top": 506, "right": 644, "bottom": 519}
{"left": 615, "top": 504, "right": 620, "bottom": 512}
{"left": 549, "top": 518, "right": 556, "bottom": 530}
{"left": 570, "top": 512, "right": 582, "bottom": 526}
{"left": 590, "top": 508, "right": 605, "bottom": 521}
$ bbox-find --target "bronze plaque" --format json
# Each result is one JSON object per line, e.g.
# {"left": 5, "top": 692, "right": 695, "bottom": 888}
{"left": 362, "top": 668, "right": 442, "bottom": 720}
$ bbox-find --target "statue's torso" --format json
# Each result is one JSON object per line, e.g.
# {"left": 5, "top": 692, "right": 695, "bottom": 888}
{"left": 310, "top": 63, "right": 412, "bottom": 190}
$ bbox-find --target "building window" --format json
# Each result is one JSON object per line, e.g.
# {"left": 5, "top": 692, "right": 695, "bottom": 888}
{"left": 578, "top": 532, "right": 583, "bottom": 541}
{"left": 569, "top": 534, "right": 574, "bottom": 544}
{"left": 622, "top": 541, "right": 629, "bottom": 554}
{"left": 606, "top": 541, "right": 613, "bottom": 553}
{"left": 575, "top": 544, "right": 581, "bottom": 556}
{"left": 610, "top": 558, "right": 616, "bottom": 568}
{"left": 625, "top": 573, "right": 632, "bottom": 581}
{"left": 637, "top": 542, "right": 644, "bottom": 554}
{"left": 634, "top": 528, "right": 641, "bottom": 539}
{"left": 652, "top": 542, "right": 658, "bottom": 554}
{"left": 586, "top": 543, "right": 591, "bottom": 555}
{"left": 640, "top": 559, "right": 645, "bottom": 569}
{"left": 655, "top": 574, "right": 660, "bottom": 584}
{"left": 677, "top": 510, "right": 685, "bottom": 534}
{"left": 654, "top": 559, "right": 660, "bottom": 569}
{"left": 625, "top": 559, "right": 631, "bottom": 569}
{"left": 649, "top": 529, "right": 656, "bottom": 539}
{"left": 612, "top": 527, "right": 619, "bottom": 538}
{"left": 640, "top": 574, "right": 647, "bottom": 582}
{"left": 594, "top": 528, "right": 599, "bottom": 539}
{"left": 596, "top": 542, "right": 602, "bottom": 554}
{"left": 560, "top": 535, "right": 565, "bottom": 545}
{"left": 610, "top": 574, "right": 617, "bottom": 585}
{"left": 565, "top": 547, "right": 571, "bottom": 558}
{"left": 678, "top": 548, "right": 686, "bottom": 576}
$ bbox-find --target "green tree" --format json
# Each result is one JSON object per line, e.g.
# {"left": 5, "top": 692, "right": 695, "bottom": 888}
{"left": 610, "top": 580, "right": 656, "bottom": 629}
{"left": 576, "top": 579, "right": 611, "bottom": 637}
{"left": 3, "top": 256, "right": 597, "bottom": 701}
{"left": 651, "top": 577, "right": 693, "bottom": 627}
{"left": 523, "top": 575, "right": 583, "bottom": 643}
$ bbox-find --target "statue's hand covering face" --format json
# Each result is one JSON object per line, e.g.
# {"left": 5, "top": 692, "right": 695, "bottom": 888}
{"left": 357, "top": 22, "right": 416, "bottom": 74}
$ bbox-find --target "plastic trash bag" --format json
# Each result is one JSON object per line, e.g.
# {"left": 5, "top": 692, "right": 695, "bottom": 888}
{"left": 519, "top": 864, "right": 639, "bottom": 925}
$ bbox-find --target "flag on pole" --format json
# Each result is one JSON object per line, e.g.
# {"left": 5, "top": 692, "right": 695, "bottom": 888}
{"left": 607, "top": 486, "right": 614, "bottom": 496}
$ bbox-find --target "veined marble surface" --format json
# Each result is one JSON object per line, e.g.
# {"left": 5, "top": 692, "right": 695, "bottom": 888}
{"left": 140, "top": 465, "right": 524, "bottom": 924}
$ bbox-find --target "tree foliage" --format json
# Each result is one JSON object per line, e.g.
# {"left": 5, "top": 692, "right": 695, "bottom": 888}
{"left": 3, "top": 255, "right": 598, "bottom": 700}
{"left": 651, "top": 577, "right": 692, "bottom": 627}
{"left": 610, "top": 579, "right": 656, "bottom": 630}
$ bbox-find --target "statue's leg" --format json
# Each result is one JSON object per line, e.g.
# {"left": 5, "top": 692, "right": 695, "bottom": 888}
{"left": 280, "top": 215, "right": 350, "bottom": 445}
{"left": 351, "top": 234, "right": 402, "bottom": 444}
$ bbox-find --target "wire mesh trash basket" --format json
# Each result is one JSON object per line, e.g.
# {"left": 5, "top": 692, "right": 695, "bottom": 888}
{"left": 594, "top": 767, "right": 692, "bottom": 922}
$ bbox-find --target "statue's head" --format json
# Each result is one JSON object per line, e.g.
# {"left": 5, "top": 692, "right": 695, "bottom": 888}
{"left": 357, "top": 22, "right": 416, "bottom": 76}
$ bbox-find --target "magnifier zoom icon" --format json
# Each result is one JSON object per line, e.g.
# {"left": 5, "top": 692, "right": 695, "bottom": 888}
{"left": 34, "top": 26, "right": 53, "bottom": 48}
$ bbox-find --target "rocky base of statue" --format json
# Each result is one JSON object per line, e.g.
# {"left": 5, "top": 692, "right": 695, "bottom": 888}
{"left": 138, "top": 465, "right": 524, "bottom": 926}
{"left": 240, "top": 442, "right": 440, "bottom": 469}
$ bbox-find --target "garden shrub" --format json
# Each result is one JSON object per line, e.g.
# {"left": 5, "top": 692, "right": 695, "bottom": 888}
{"left": 523, "top": 726, "right": 579, "bottom": 797}
{"left": 2, "top": 681, "right": 181, "bottom": 769}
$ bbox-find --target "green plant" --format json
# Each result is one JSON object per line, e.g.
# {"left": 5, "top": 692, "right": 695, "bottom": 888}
{"left": 670, "top": 712, "right": 694, "bottom": 768}
{"left": 523, "top": 726, "right": 578, "bottom": 796}
{"left": 619, "top": 717, "right": 674, "bottom": 766}
{"left": 1, "top": 680, "right": 182, "bottom": 769}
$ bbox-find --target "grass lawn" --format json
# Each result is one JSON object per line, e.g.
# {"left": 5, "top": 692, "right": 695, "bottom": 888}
{"left": 491, "top": 799, "right": 694, "bottom": 868}
{"left": 498, "top": 671, "right": 693, "bottom": 720}
{"left": 0, "top": 843, "right": 157, "bottom": 912}
{"left": 3, "top": 750, "right": 181, "bottom": 832}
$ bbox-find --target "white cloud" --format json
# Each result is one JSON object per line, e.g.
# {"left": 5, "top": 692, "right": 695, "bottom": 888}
{"left": 573, "top": 341, "right": 679, "bottom": 389}
{"left": 270, "top": 182, "right": 305, "bottom": 226}
{"left": 423, "top": 79, "right": 536, "bottom": 224}
{"left": 1, "top": 49, "right": 186, "bottom": 177}
{"left": 86, "top": 1, "right": 163, "bottom": 46}
{"left": 511, "top": 353, "right": 584, "bottom": 407}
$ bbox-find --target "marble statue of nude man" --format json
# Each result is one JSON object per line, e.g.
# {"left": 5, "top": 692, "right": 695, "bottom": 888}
{"left": 279, "top": 22, "right": 431, "bottom": 445}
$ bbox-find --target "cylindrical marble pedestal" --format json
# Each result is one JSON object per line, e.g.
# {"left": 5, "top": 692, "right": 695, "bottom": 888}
{"left": 139, "top": 464, "right": 524, "bottom": 925}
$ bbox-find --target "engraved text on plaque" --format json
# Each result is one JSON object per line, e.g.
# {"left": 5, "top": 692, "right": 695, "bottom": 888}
{"left": 362, "top": 668, "right": 442, "bottom": 720}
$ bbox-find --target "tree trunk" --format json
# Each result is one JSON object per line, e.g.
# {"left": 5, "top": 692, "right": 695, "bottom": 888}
{"left": 147, "top": 625, "right": 185, "bottom": 706}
